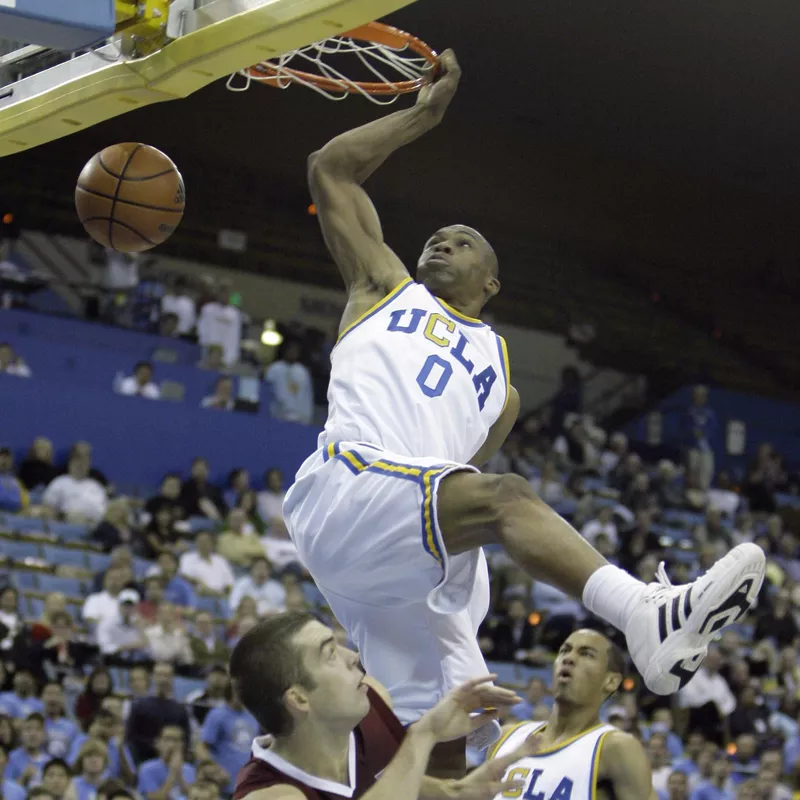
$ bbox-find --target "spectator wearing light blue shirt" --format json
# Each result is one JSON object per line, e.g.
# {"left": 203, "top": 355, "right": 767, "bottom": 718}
{"left": 71, "top": 738, "right": 110, "bottom": 800}
{"left": 197, "top": 692, "right": 259, "bottom": 792}
{"left": 683, "top": 384, "right": 718, "bottom": 490}
{"left": 0, "top": 670, "right": 44, "bottom": 720}
{"left": 6, "top": 713, "right": 49, "bottom": 788}
{"left": 151, "top": 553, "right": 196, "bottom": 610}
{"left": 137, "top": 724, "right": 195, "bottom": 800}
{"left": 0, "top": 743, "right": 25, "bottom": 800}
{"left": 689, "top": 759, "right": 735, "bottom": 800}
{"left": 67, "top": 700, "right": 135, "bottom": 784}
{"left": 41, "top": 684, "right": 78, "bottom": 760}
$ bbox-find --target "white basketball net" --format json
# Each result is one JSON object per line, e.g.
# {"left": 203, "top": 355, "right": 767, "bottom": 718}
{"left": 226, "top": 34, "right": 432, "bottom": 105}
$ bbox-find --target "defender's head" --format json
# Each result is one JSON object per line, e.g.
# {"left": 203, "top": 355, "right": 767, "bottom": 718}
{"left": 417, "top": 225, "right": 499, "bottom": 309}
{"left": 230, "top": 612, "right": 370, "bottom": 739}
{"left": 552, "top": 629, "right": 625, "bottom": 709}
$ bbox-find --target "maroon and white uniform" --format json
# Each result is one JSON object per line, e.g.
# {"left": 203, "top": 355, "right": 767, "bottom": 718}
{"left": 233, "top": 688, "right": 405, "bottom": 800}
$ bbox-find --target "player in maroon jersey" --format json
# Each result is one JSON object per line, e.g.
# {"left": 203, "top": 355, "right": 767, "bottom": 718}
{"left": 231, "top": 612, "right": 527, "bottom": 800}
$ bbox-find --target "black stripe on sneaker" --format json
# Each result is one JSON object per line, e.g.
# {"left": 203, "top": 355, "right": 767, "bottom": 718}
{"left": 658, "top": 603, "right": 668, "bottom": 642}
{"left": 684, "top": 587, "right": 693, "bottom": 619}
{"left": 671, "top": 595, "right": 681, "bottom": 632}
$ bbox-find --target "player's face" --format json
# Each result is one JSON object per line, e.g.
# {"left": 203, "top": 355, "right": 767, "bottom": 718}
{"left": 417, "top": 226, "right": 498, "bottom": 303}
{"left": 294, "top": 620, "right": 371, "bottom": 729}
{"left": 552, "top": 630, "right": 620, "bottom": 707}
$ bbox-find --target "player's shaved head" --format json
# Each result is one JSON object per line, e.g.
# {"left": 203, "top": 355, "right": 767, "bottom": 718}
{"left": 444, "top": 224, "right": 499, "bottom": 277}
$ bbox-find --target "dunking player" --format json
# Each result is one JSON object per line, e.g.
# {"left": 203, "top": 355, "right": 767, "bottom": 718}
{"left": 487, "top": 629, "right": 657, "bottom": 800}
{"left": 230, "top": 612, "right": 529, "bottom": 800}
{"left": 284, "top": 48, "right": 764, "bottom": 768}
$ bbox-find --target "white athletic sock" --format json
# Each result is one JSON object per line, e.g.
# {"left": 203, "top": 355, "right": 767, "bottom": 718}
{"left": 582, "top": 564, "right": 647, "bottom": 632}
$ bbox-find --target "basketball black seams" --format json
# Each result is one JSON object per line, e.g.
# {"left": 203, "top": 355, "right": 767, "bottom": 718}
{"left": 76, "top": 185, "right": 183, "bottom": 214}
{"left": 81, "top": 216, "right": 156, "bottom": 246}
{"left": 97, "top": 152, "right": 176, "bottom": 181}
{"left": 108, "top": 144, "right": 142, "bottom": 250}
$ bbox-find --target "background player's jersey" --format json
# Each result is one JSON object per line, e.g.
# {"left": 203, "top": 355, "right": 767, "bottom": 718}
{"left": 322, "top": 280, "right": 510, "bottom": 464}
{"left": 489, "top": 720, "right": 615, "bottom": 800}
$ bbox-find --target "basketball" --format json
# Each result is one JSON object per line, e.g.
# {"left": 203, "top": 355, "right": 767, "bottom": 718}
{"left": 75, "top": 142, "right": 186, "bottom": 253}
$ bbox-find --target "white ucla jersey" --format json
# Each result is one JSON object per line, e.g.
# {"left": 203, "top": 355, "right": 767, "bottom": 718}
{"left": 321, "top": 279, "right": 510, "bottom": 464}
{"left": 489, "top": 721, "right": 615, "bottom": 800}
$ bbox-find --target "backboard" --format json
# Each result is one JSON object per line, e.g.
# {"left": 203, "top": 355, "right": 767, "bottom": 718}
{"left": 0, "top": 0, "right": 419, "bottom": 158}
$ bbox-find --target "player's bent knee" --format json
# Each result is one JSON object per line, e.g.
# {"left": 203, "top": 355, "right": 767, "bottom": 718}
{"left": 438, "top": 472, "right": 539, "bottom": 555}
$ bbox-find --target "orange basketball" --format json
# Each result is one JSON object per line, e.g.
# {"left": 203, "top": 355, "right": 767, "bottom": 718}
{"left": 75, "top": 142, "right": 185, "bottom": 253}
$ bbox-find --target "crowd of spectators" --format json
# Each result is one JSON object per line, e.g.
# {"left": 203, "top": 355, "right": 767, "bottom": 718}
{"left": 0, "top": 379, "right": 798, "bottom": 800}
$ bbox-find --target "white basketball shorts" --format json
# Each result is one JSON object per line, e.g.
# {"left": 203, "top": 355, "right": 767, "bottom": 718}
{"left": 283, "top": 441, "right": 492, "bottom": 725}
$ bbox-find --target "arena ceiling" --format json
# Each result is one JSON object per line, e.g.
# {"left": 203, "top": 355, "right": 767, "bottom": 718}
{"left": 4, "top": 0, "right": 800, "bottom": 397}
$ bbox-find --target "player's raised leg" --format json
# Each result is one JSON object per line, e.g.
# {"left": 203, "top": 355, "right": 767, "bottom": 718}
{"left": 436, "top": 471, "right": 765, "bottom": 694}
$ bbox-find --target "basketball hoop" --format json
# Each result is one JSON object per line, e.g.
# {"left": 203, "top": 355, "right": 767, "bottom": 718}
{"left": 226, "top": 21, "right": 438, "bottom": 105}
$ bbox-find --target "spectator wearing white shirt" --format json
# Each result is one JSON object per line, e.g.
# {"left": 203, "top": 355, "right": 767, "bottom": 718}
{"left": 201, "top": 376, "right": 235, "bottom": 412}
{"left": 265, "top": 341, "right": 313, "bottom": 425}
{"left": 82, "top": 566, "right": 127, "bottom": 627}
{"left": 117, "top": 361, "right": 160, "bottom": 400}
{"left": 580, "top": 506, "right": 619, "bottom": 548}
{"left": 0, "top": 342, "right": 31, "bottom": 378}
{"left": 256, "top": 468, "right": 286, "bottom": 530}
{"left": 600, "top": 432, "right": 628, "bottom": 477}
{"left": 43, "top": 454, "right": 107, "bottom": 524}
{"left": 96, "top": 589, "right": 149, "bottom": 661}
{"left": 145, "top": 603, "right": 193, "bottom": 666}
{"left": 160, "top": 277, "right": 196, "bottom": 336}
{"left": 197, "top": 285, "right": 242, "bottom": 367}
{"left": 260, "top": 521, "right": 301, "bottom": 571}
{"left": 228, "top": 557, "right": 286, "bottom": 616}
{"left": 676, "top": 648, "right": 736, "bottom": 743}
{"left": 178, "top": 531, "right": 235, "bottom": 597}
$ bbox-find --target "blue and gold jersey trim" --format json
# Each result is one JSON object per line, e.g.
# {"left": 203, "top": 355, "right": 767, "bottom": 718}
{"left": 589, "top": 730, "right": 612, "bottom": 800}
{"left": 337, "top": 278, "right": 414, "bottom": 343}
{"left": 323, "top": 442, "right": 451, "bottom": 567}
{"left": 486, "top": 721, "right": 530, "bottom": 760}
{"left": 495, "top": 334, "right": 511, "bottom": 413}
{"left": 432, "top": 296, "right": 487, "bottom": 328}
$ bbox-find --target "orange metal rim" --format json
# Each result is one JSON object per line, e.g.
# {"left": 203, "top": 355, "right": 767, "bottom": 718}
{"left": 243, "top": 20, "right": 439, "bottom": 95}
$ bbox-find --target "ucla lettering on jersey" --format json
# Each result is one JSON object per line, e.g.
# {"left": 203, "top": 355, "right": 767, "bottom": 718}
{"left": 323, "top": 280, "right": 510, "bottom": 464}
{"left": 489, "top": 721, "right": 615, "bottom": 800}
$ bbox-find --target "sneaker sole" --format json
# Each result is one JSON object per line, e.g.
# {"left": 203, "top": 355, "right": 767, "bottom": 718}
{"left": 642, "top": 543, "right": 765, "bottom": 694}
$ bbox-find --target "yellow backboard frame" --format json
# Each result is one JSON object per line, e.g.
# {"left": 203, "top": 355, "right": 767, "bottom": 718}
{"left": 0, "top": 0, "right": 417, "bottom": 157}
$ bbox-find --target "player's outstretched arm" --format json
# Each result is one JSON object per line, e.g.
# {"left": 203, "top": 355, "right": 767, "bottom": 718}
{"left": 367, "top": 676, "right": 522, "bottom": 800}
{"left": 597, "top": 731, "right": 659, "bottom": 800}
{"left": 308, "top": 51, "right": 461, "bottom": 326}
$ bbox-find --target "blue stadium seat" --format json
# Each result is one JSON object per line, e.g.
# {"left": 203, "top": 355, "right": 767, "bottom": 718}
{"left": 2, "top": 516, "right": 46, "bottom": 534}
{"left": 26, "top": 596, "right": 45, "bottom": 619}
{"left": 41, "top": 545, "right": 88, "bottom": 568}
{"left": 550, "top": 499, "right": 578, "bottom": 517}
{"left": 132, "top": 556, "right": 153, "bottom": 579}
{"left": 37, "top": 574, "right": 86, "bottom": 597}
{"left": 11, "top": 571, "right": 38, "bottom": 591}
{"left": 301, "top": 582, "right": 326, "bottom": 609}
{"left": 662, "top": 509, "right": 706, "bottom": 529}
{"left": 195, "top": 596, "right": 221, "bottom": 615}
{"left": 582, "top": 477, "right": 608, "bottom": 492}
{"left": 4, "top": 540, "right": 42, "bottom": 561}
{"left": 187, "top": 517, "right": 216, "bottom": 534}
{"left": 109, "top": 667, "right": 130, "bottom": 690}
{"left": 486, "top": 661, "right": 527, "bottom": 685}
{"left": 48, "top": 521, "right": 90, "bottom": 542}
{"left": 775, "top": 492, "right": 800, "bottom": 510}
{"left": 173, "top": 676, "right": 204, "bottom": 702}
{"left": 86, "top": 552, "right": 112, "bottom": 573}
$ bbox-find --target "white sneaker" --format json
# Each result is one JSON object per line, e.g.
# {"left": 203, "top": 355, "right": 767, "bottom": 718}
{"left": 626, "top": 543, "right": 765, "bottom": 695}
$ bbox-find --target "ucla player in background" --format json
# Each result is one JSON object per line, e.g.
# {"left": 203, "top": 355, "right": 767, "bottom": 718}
{"left": 285, "top": 48, "right": 765, "bottom": 774}
{"left": 488, "top": 629, "right": 657, "bottom": 800}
